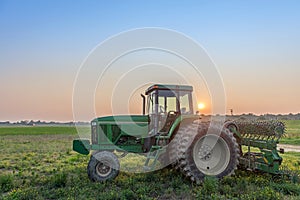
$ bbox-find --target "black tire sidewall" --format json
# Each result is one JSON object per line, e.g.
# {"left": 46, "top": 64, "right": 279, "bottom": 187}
{"left": 87, "top": 151, "right": 120, "bottom": 182}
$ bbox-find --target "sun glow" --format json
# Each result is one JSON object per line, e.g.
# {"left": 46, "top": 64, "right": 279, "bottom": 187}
{"left": 198, "top": 103, "right": 205, "bottom": 110}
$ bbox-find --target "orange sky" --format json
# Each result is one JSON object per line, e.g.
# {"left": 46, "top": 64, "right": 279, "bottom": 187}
{"left": 1, "top": 1, "right": 300, "bottom": 121}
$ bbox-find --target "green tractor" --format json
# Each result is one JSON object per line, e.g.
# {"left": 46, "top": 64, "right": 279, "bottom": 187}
{"left": 73, "top": 84, "right": 285, "bottom": 183}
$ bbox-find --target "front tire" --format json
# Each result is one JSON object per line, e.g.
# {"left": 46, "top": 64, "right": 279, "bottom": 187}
{"left": 87, "top": 151, "right": 120, "bottom": 182}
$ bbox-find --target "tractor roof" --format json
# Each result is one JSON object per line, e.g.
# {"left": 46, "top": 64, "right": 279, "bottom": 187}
{"left": 145, "top": 84, "right": 193, "bottom": 95}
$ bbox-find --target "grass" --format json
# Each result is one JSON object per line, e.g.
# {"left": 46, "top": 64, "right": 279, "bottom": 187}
{"left": 280, "top": 120, "right": 300, "bottom": 145}
{"left": 0, "top": 125, "right": 299, "bottom": 199}
{"left": 0, "top": 126, "right": 77, "bottom": 136}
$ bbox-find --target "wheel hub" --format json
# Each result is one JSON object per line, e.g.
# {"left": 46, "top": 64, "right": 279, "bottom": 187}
{"left": 198, "top": 145, "right": 213, "bottom": 161}
{"left": 193, "top": 134, "right": 231, "bottom": 176}
{"left": 96, "top": 162, "right": 112, "bottom": 177}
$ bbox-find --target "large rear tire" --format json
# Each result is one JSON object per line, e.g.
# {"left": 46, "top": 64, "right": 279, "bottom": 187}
{"left": 87, "top": 151, "right": 120, "bottom": 182}
{"left": 167, "top": 129, "right": 184, "bottom": 168}
{"left": 178, "top": 124, "right": 240, "bottom": 183}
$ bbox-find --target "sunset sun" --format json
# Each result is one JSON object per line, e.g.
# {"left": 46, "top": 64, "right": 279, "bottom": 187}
{"left": 198, "top": 103, "right": 205, "bottom": 110}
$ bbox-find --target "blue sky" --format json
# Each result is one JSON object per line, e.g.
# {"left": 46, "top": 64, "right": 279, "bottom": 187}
{"left": 0, "top": 0, "right": 300, "bottom": 121}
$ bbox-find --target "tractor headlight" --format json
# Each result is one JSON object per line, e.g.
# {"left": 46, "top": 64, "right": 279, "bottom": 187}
{"left": 91, "top": 125, "right": 97, "bottom": 144}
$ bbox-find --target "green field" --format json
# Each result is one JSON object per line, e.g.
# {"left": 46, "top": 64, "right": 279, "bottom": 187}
{"left": 0, "top": 126, "right": 77, "bottom": 136}
{"left": 281, "top": 120, "right": 300, "bottom": 145}
{"left": 0, "top": 125, "right": 300, "bottom": 200}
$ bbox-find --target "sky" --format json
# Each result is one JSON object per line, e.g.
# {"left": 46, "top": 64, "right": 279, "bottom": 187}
{"left": 0, "top": 0, "right": 300, "bottom": 121}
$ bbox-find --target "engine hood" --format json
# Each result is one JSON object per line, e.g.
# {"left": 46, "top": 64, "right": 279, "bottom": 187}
{"left": 92, "top": 115, "right": 149, "bottom": 124}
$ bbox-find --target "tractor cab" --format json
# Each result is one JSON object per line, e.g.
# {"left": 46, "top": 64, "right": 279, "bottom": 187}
{"left": 144, "top": 84, "right": 194, "bottom": 136}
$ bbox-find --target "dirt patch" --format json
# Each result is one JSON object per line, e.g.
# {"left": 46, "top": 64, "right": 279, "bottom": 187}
{"left": 278, "top": 144, "right": 300, "bottom": 152}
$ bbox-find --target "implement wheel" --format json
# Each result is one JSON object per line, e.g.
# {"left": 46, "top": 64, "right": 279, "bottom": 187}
{"left": 87, "top": 151, "right": 120, "bottom": 182}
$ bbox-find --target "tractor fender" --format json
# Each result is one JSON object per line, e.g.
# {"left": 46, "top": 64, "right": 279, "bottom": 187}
{"left": 168, "top": 115, "right": 200, "bottom": 138}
